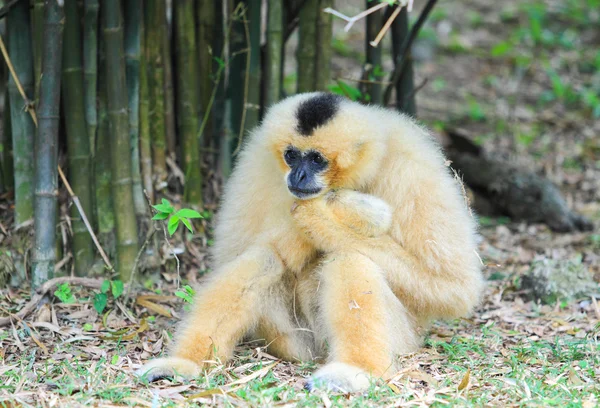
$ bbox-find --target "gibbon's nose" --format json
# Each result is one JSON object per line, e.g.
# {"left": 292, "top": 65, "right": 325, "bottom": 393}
{"left": 290, "top": 167, "right": 308, "bottom": 187}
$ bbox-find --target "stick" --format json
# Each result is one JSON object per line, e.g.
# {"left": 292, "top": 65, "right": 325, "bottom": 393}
{"left": 383, "top": 0, "right": 438, "bottom": 105}
{"left": 369, "top": 4, "right": 401, "bottom": 47}
{"left": 0, "top": 277, "right": 104, "bottom": 327}
{"left": 58, "top": 166, "right": 114, "bottom": 272}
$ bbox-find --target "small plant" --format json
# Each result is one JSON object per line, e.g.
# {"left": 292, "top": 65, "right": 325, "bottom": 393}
{"left": 152, "top": 198, "right": 203, "bottom": 236}
{"left": 94, "top": 279, "right": 125, "bottom": 313}
{"left": 328, "top": 80, "right": 363, "bottom": 102}
{"left": 175, "top": 284, "right": 196, "bottom": 311}
{"left": 54, "top": 283, "right": 76, "bottom": 304}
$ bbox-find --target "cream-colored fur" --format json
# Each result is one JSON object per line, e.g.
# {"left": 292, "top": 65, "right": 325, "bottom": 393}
{"left": 136, "top": 93, "right": 484, "bottom": 392}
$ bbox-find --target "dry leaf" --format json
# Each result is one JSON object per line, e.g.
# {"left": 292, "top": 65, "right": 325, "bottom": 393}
{"left": 458, "top": 369, "right": 470, "bottom": 391}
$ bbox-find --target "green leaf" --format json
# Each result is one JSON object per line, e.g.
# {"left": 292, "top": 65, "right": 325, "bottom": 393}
{"left": 111, "top": 354, "right": 119, "bottom": 365}
{"left": 181, "top": 217, "right": 194, "bottom": 233}
{"left": 101, "top": 280, "right": 110, "bottom": 294}
{"left": 175, "top": 208, "right": 203, "bottom": 219}
{"left": 83, "top": 323, "right": 93, "bottom": 331}
{"left": 152, "top": 203, "right": 173, "bottom": 214}
{"left": 94, "top": 293, "right": 108, "bottom": 314}
{"left": 491, "top": 41, "right": 512, "bottom": 57}
{"left": 168, "top": 215, "right": 180, "bottom": 236}
{"left": 54, "top": 283, "right": 76, "bottom": 304}
{"left": 214, "top": 56, "right": 225, "bottom": 68}
{"left": 151, "top": 212, "right": 170, "bottom": 220}
{"left": 111, "top": 280, "right": 124, "bottom": 298}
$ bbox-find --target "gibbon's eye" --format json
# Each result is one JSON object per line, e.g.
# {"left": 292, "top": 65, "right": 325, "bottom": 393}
{"left": 311, "top": 153, "right": 325, "bottom": 165}
{"left": 284, "top": 148, "right": 300, "bottom": 165}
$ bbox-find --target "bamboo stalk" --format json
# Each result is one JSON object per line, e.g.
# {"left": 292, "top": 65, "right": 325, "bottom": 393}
{"left": 391, "top": 6, "right": 416, "bottom": 115}
{"left": 197, "top": 0, "right": 215, "bottom": 147}
{"left": 228, "top": 1, "right": 246, "bottom": 159}
{"left": 83, "top": 0, "right": 98, "bottom": 157}
{"left": 6, "top": 0, "right": 35, "bottom": 226}
{"left": 95, "top": 35, "right": 116, "bottom": 253}
{"left": 365, "top": 1, "right": 383, "bottom": 105}
{"left": 103, "top": 0, "right": 140, "bottom": 279}
{"left": 32, "top": 0, "right": 64, "bottom": 288}
{"left": 1, "top": 91, "right": 13, "bottom": 192}
{"left": 144, "top": 0, "right": 168, "bottom": 186}
{"left": 162, "top": 4, "right": 177, "bottom": 159}
{"left": 244, "top": 0, "right": 261, "bottom": 132}
{"left": 265, "top": 0, "right": 283, "bottom": 107}
{"left": 213, "top": 0, "right": 227, "bottom": 164}
{"left": 139, "top": 14, "right": 153, "bottom": 203}
{"left": 124, "top": 0, "right": 146, "bottom": 217}
{"left": 31, "top": 0, "right": 44, "bottom": 104}
{"left": 296, "top": 0, "right": 317, "bottom": 92}
{"left": 174, "top": 0, "right": 203, "bottom": 206}
{"left": 62, "top": 0, "right": 94, "bottom": 275}
{"left": 315, "top": 0, "right": 333, "bottom": 91}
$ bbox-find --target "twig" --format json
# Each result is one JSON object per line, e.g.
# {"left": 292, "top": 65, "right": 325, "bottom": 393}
{"left": 0, "top": 34, "right": 38, "bottom": 126}
{"left": 58, "top": 166, "right": 114, "bottom": 273}
{"left": 405, "top": 77, "right": 429, "bottom": 100}
{"left": 125, "top": 227, "right": 157, "bottom": 303}
{"left": 383, "top": 0, "right": 438, "bottom": 105}
{"left": 370, "top": 4, "right": 402, "bottom": 47}
{"left": 323, "top": 1, "right": 390, "bottom": 33}
{"left": 0, "top": 277, "right": 104, "bottom": 327}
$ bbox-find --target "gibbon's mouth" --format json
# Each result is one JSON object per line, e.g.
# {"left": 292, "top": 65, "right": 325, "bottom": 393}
{"left": 288, "top": 186, "right": 322, "bottom": 199}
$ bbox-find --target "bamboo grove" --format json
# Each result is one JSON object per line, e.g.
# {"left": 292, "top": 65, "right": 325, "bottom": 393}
{"left": 0, "top": 0, "right": 422, "bottom": 287}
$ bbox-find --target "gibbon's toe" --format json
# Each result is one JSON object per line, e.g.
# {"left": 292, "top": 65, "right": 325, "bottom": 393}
{"left": 135, "top": 357, "right": 201, "bottom": 382}
{"left": 306, "top": 363, "right": 372, "bottom": 393}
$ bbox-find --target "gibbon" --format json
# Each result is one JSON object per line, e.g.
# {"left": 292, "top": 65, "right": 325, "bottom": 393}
{"left": 137, "top": 93, "right": 484, "bottom": 392}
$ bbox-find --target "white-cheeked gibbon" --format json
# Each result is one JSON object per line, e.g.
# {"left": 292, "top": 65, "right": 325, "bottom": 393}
{"left": 137, "top": 93, "right": 484, "bottom": 392}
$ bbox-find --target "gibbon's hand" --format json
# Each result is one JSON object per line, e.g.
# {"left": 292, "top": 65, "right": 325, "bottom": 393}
{"left": 291, "top": 189, "right": 393, "bottom": 252}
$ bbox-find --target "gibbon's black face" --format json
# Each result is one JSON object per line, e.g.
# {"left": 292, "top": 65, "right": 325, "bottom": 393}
{"left": 284, "top": 146, "right": 328, "bottom": 199}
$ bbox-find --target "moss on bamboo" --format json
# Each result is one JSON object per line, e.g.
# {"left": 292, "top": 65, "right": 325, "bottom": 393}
{"left": 63, "top": 0, "right": 94, "bottom": 275}
{"left": 33, "top": 0, "right": 64, "bottom": 288}
{"left": 103, "top": 0, "right": 140, "bottom": 279}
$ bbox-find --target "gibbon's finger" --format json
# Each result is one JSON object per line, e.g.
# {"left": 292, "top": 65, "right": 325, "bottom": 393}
{"left": 135, "top": 357, "right": 201, "bottom": 382}
{"left": 290, "top": 201, "right": 299, "bottom": 213}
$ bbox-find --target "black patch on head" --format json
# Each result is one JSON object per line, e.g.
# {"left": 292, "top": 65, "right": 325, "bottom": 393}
{"left": 295, "top": 93, "right": 342, "bottom": 136}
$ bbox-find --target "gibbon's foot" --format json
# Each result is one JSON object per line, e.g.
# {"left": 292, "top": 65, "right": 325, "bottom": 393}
{"left": 135, "top": 357, "right": 201, "bottom": 382}
{"left": 305, "top": 363, "right": 372, "bottom": 393}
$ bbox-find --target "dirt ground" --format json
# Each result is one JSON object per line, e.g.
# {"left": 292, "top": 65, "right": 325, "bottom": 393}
{"left": 1, "top": 0, "right": 599, "bottom": 406}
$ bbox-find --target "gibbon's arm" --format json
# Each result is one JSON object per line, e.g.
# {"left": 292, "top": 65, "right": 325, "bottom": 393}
{"left": 292, "top": 194, "right": 482, "bottom": 321}
{"left": 291, "top": 190, "right": 392, "bottom": 252}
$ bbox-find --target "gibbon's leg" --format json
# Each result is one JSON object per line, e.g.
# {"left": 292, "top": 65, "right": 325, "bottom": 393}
{"left": 306, "top": 251, "right": 419, "bottom": 393}
{"left": 249, "top": 275, "right": 317, "bottom": 362}
{"left": 136, "top": 246, "right": 284, "bottom": 382}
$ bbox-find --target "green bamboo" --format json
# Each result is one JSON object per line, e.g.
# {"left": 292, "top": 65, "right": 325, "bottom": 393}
{"left": 365, "top": 1, "right": 383, "bottom": 104}
{"left": 124, "top": 0, "right": 146, "bottom": 217}
{"left": 31, "top": 0, "right": 44, "bottom": 103}
{"left": 244, "top": 0, "right": 261, "bottom": 132}
{"left": 296, "top": 0, "right": 317, "bottom": 92}
{"left": 32, "top": 0, "right": 64, "bottom": 288}
{"left": 265, "top": 0, "right": 283, "bottom": 107}
{"left": 162, "top": 6, "right": 177, "bottom": 158}
{"left": 174, "top": 0, "right": 203, "bottom": 206}
{"left": 144, "top": 0, "right": 168, "bottom": 185}
{"left": 83, "top": 0, "right": 99, "bottom": 157}
{"left": 391, "top": 6, "right": 416, "bottom": 115}
{"left": 139, "top": 15, "right": 153, "bottom": 202}
{"left": 197, "top": 0, "right": 215, "bottom": 147}
{"left": 214, "top": 0, "right": 231, "bottom": 177}
{"left": 62, "top": 0, "right": 94, "bottom": 275}
{"left": 228, "top": 0, "right": 245, "bottom": 151}
{"left": 1, "top": 92, "right": 13, "bottom": 193}
{"left": 103, "top": 0, "right": 140, "bottom": 279}
{"left": 315, "top": 0, "right": 333, "bottom": 91}
{"left": 7, "top": 0, "right": 35, "bottom": 226}
{"left": 95, "top": 36, "right": 116, "bottom": 253}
